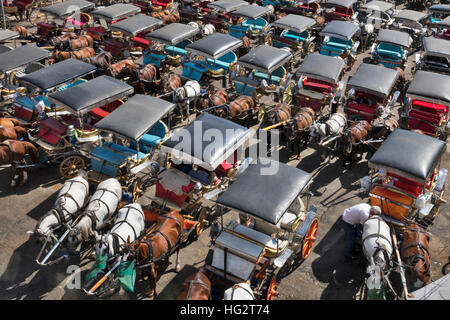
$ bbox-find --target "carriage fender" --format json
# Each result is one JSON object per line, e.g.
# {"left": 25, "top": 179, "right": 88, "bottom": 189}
{"left": 294, "top": 206, "right": 317, "bottom": 238}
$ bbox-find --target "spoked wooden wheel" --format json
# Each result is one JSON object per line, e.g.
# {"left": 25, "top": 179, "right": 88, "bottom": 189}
{"left": 282, "top": 81, "right": 294, "bottom": 105}
{"left": 266, "top": 275, "right": 278, "bottom": 300}
{"left": 301, "top": 218, "right": 318, "bottom": 259}
{"left": 29, "top": 9, "right": 47, "bottom": 26}
{"left": 59, "top": 155, "right": 85, "bottom": 179}
{"left": 196, "top": 208, "right": 208, "bottom": 235}
{"left": 257, "top": 106, "right": 265, "bottom": 123}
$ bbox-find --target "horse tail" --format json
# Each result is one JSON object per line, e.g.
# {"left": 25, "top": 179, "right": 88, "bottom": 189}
{"left": 17, "top": 127, "right": 29, "bottom": 141}
{"left": 24, "top": 142, "right": 39, "bottom": 164}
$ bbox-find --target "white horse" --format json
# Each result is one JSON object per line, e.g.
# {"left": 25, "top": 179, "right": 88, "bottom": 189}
{"left": 223, "top": 282, "right": 255, "bottom": 300}
{"left": 94, "top": 203, "right": 146, "bottom": 258}
{"left": 68, "top": 178, "right": 122, "bottom": 248}
{"left": 33, "top": 175, "right": 89, "bottom": 241}
{"left": 310, "top": 113, "right": 347, "bottom": 143}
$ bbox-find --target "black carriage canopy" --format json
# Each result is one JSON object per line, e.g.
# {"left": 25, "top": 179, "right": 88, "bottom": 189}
{"left": 406, "top": 70, "right": 450, "bottom": 106}
{"left": 94, "top": 95, "right": 175, "bottom": 141}
{"left": 296, "top": 53, "right": 345, "bottom": 84}
{"left": 145, "top": 23, "right": 199, "bottom": 45}
{"left": 271, "top": 14, "right": 316, "bottom": 33}
{"left": 323, "top": 0, "right": 357, "bottom": 8}
{"left": 186, "top": 33, "right": 243, "bottom": 60}
{"left": 91, "top": 4, "right": 141, "bottom": 21}
{"left": 368, "top": 129, "right": 446, "bottom": 184}
{"left": 0, "top": 29, "right": 19, "bottom": 42}
{"left": 40, "top": 0, "right": 95, "bottom": 17}
{"left": 216, "top": 158, "right": 313, "bottom": 225}
{"left": 423, "top": 36, "right": 450, "bottom": 58}
{"left": 347, "top": 63, "right": 399, "bottom": 98}
{"left": 160, "top": 113, "right": 251, "bottom": 171}
{"left": 394, "top": 9, "right": 428, "bottom": 22}
{"left": 109, "top": 14, "right": 162, "bottom": 37}
{"left": 229, "top": 4, "right": 273, "bottom": 19}
{"left": 237, "top": 45, "right": 292, "bottom": 74}
{"left": 361, "top": 0, "right": 394, "bottom": 12}
{"left": 207, "top": 0, "right": 248, "bottom": 12}
{"left": 376, "top": 29, "right": 412, "bottom": 48}
{"left": 429, "top": 4, "right": 450, "bottom": 14}
{"left": 48, "top": 75, "right": 134, "bottom": 116}
{"left": 0, "top": 45, "right": 50, "bottom": 73}
{"left": 319, "top": 20, "right": 360, "bottom": 40}
{"left": 18, "top": 59, "right": 96, "bottom": 91}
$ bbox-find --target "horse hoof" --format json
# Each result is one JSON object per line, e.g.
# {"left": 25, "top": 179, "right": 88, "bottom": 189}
{"left": 10, "top": 180, "right": 17, "bottom": 188}
{"left": 175, "top": 265, "right": 181, "bottom": 273}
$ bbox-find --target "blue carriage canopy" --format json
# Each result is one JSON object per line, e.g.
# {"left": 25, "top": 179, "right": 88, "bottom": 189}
{"left": 91, "top": 4, "right": 141, "bottom": 21}
{"left": 368, "top": 129, "right": 447, "bottom": 184}
{"left": 319, "top": 20, "right": 361, "bottom": 40}
{"left": 361, "top": 0, "right": 394, "bottom": 13}
{"left": 93, "top": 95, "right": 175, "bottom": 141}
{"left": 40, "top": 0, "right": 95, "bottom": 17}
{"left": 0, "top": 45, "right": 50, "bottom": 73}
{"left": 271, "top": 14, "right": 317, "bottom": 33}
{"left": 376, "top": 29, "right": 412, "bottom": 48}
{"left": 406, "top": 70, "right": 450, "bottom": 107}
{"left": 145, "top": 23, "right": 200, "bottom": 45}
{"left": 109, "top": 14, "right": 163, "bottom": 37}
{"left": 18, "top": 59, "right": 97, "bottom": 91}
{"left": 347, "top": 63, "right": 399, "bottom": 99}
{"left": 160, "top": 113, "right": 251, "bottom": 171}
{"left": 186, "top": 33, "right": 243, "bottom": 60}
{"left": 296, "top": 53, "right": 345, "bottom": 84}
{"left": 229, "top": 4, "right": 273, "bottom": 19}
{"left": 207, "top": 0, "right": 248, "bottom": 13}
{"left": 237, "top": 45, "right": 292, "bottom": 74}
{"left": 48, "top": 75, "right": 134, "bottom": 116}
{"left": 0, "top": 29, "right": 19, "bottom": 42}
{"left": 423, "top": 36, "right": 450, "bottom": 58}
{"left": 216, "top": 158, "right": 313, "bottom": 225}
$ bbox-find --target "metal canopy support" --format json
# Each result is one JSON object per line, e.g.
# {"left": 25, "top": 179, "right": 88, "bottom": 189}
{"left": 1, "top": 0, "right": 6, "bottom": 30}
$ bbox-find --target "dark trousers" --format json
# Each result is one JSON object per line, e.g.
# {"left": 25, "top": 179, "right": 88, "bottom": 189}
{"left": 343, "top": 221, "right": 363, "bottom": 257}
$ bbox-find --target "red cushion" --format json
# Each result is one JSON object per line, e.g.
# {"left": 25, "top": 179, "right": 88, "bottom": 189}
{"left": 412, "top": 99, "right": 448, "bottom": 114}
{"left": 89, "top": 107, "right": 110, "bottom": 120}
{"left": 303, "top": 78, "right": 334, "bottom": 94}
{"left": 37, "top": 22, "right": 56, "bottom": 30}
{"left": 132, "top": 36, "right": 151, "bottom": 46}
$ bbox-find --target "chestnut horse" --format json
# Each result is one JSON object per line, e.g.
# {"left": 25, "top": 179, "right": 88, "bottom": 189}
{"left": 264, "top": 103, "right": 291, "bottom": 126}
{"left": 0, "top": 118, "right": 26, "bottom": 127}
{"left": 127, "top": 209, "right": 184, "bottom": 299}
{"left": 134, "top": 64, "right": 160, "bottom": 94}
{"left": 177, "top": 270, "right": 211, "bottom": 300}
{"left": 0, "top": 140, "right": 39, "bottom": 187}
{"left": 106, "top": 59, "right": 137, "bottom": 79}
{"left": 53, "top": 47, "right": 96, "bottom": 61}
{"left": 227, "top": 95, "right": 255, "bottom": 127}
{"left": 160, "top": 72, "right": 182, "bottom": 95}
{"left": 151, "top": 9, "right": 181, "bottom": 24}
{"left": 400, "top": 224, "right": 431, "bottom": 289}
{"left": 341, "top": 120, "right": 371, "bottom": 169}
{"left": 198, "top": 87, "right": 229, "bottom": 111}
{"left": 0, "top": 126, "right": 28, "bottom": 142}
{"left": 285, "top": 107, "right": 315, "bottom": 158}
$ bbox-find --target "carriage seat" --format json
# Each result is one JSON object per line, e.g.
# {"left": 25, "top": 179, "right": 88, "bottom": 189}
{"left": 37, "top": 118, "right": 68, "bottom": 146}
{"left": 281, "top": 30, "right": 308, "bottom": 43}
{"left": 233, "top": 76, "right": 260, "bottom": 96}
{"left": 129, "top": 120, "right": 168, "bottom": 153}
{"left": 325, "top": 37, "right": 353, "bottom": 50}
{"left": 242, "top": 17, "right": 268, "bottom": 32}
{"left": 377, "top": 43, "right": 403, "bottom": 59}
{"left": 412, "top": 99, "right": 448, "bottom": 115}
{"left": 151, "top": 0, "right": 172, "bottom": 7}
{"left": 303, "top": 78, "right": 334, "bottom": 94}
{"left": 205, "top": 51, "right": 237, "bottom": 71}
{"left": 253, "top": 66, "right": 286, "bottom": 85}
{"left": 58, "top": 79, "right": 88, "bottom": 92}
{"left": 12, "top": 0, "right": 32, "bottom": 10}
{"left": 143, "top": 52, "right": 166, "bottom": 67}
{"left": 132, "top": 36, "right": 151, "bottom": 47}
{"left": 14, "top": 96, "right": 36, "bottom": 121}
{"left": 182, "top": 61, "right": 209, "bottom": 81}
{"left": 89, "top": 100, "right": 124, "bottom": 124}
{"left": 37, "top": 22, "right": 56, "bottom": 31}
{"left": 229, "top": 25, "right": 248, "bottom": 39}
{"left": 164, "top": 39, "right": 191, "bottom": 56}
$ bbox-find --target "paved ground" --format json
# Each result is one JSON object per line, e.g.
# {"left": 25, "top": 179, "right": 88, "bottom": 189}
{"left": 0, "top": 4, "right": 449, "bottom": 300}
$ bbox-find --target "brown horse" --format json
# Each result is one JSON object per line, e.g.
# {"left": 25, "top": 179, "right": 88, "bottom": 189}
{"left": 177, "top": 270, "right": 211, "bottom": 300}
{"left": 342, "top": 120, "right": 371, "bottom": 169}
{"left": 69, "top": 35, "right": 93, "bottom": 50}
{"left": 0, "top": 126, "right": 28, "bottom": 142}
{"left": 160, "top": 72, "right": 182, "bottom": 94}
{"left": 0, "top": 118, "right": 26, "bottom": 127}
{"left": 151, "top": 9, "right": 181, "bottom": 24}
{"left": 106, "top": 59, "right": 137, "bottom": 79}
{"left": 400, "top": 224, "right": 431, "bottom": 289}
{"left": 134, "top": 64, "right": 160, "bottom": 94}
{"left": 127, "top": 209, "right": 184, "bottom": 299}
{"left": 0, "top": 140, "right": 39, "bottom": 187}
{"left": 198, "top": 87, "right": 229, "bottom": 111}
{"left": 53, "top": 47, "right": 96, "bottom": 61}
{"left": 265, "top": 103, "right": 291, "bottom": 126}
{"left": 50, "top": 32, "right": 78, "bottom": 48}
{"left": 285, "top": 107, "right": 315, "bottom": 158}
{"left": 83, "top": 52, "right": 113, "bottom": 70}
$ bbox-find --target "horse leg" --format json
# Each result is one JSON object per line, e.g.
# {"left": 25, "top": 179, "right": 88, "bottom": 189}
{"left": 10, "top": 168, "right": 20, "bottom": 188}
{"left": 20, "top": 169, "right": 28, "bottom": 186}
{"left": 175, "top": 248, "right": 181, "bottom": 273}
{"left": 148, "top": 263, "right": 157, "bottom": 299}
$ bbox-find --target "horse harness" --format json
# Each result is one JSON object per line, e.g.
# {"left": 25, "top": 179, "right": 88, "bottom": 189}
{"left": 362, "top": 216, "right": 392, "bottom": 267}
{"left": 51, "top": 179, "right": 88, "bottom": 226}
{"left": 229, "top": 283, "right": 255, "bottom": 300}
{"left": 401, "top": 227, "right": 430, "bottom": 272}
{"left": 184, "top": 278, "right": 211, "bottom": 300}
{"left": 85, "top": 188, "right": 120, "bottom": 231}
{"left": 109, "top": 205, "right": 143, "bottom": 254}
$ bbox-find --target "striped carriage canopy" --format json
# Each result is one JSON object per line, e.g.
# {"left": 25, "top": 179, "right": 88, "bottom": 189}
{"left": 48, "top": 75, "right": 134, "bottom": 116}
{"left": 93, "top": 95, "right": 175, "bottom": 141}
{"left": 296, "top": 53, "right": 345, "bottom": 84}
{"left": 347, "top": 63, "right": 399, "bottom": 99}
{"left": 361, "top": 0, "right": 394, "bottom": 13}
{"left": 160, "top": 113, "right": 251, "bottom": 171}
{"left": 40, "top": 0, "right": 95, "bottom": 17}
{"left": 91, "top": 4, "right": 141, "bottom": 21}
{"left": 271, "top": 14, "right": 316, "bottom": 33}
{"left": 423, "top": 36, "right": 450, "bottom": 59}
{"left": 207, "top": 0, "right": 248, "bottom": 13}
{"left": 186, "top": 33, "right": 243, "bottom": 60}
{"left": 216, "top": 158, "right": 313, "bottom": 225}
{"left": 0, "top": 45, "right": 50, "bottom": 73}
{"left": 406, "top": 70, "right": 450, "bottom": 107}
{"left": 109, "top": 14, "right": 163, "bottom": 37}
{"left": 18, "top": 59, "right": 96, "bottom": 91}
{"left": 229, "top": 4, "right": 273, "bottom": 19}
{"left": 145, "top": 23, "right": 200, "bottom": 45}
{"left": 0, "top": 29, "right": 19, "bottom": 42}
{"left": 369, "top": 129, "right": 446, "bottom": 184}
{"left": 376, "top": 29, "right": 412, "bottom": 48}
{"left": 237, "top": 45, "right": 292, "bottom": 74}
{"left": 319, "top": 20, "right": 361, "bottom": 40}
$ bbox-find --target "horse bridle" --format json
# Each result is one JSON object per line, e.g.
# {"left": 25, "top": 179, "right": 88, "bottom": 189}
{"left": 184, "top": 278, "right": 211, "bottom": 300}
{"left": 401, "top": 227, "right": 430, "bottom": 276}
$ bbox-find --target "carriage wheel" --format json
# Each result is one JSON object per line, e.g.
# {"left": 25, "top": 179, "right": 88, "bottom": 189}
{"left": 28, "top": 9, "right": 47, "bottom": 26}
{"left": 59, "top": 156, "right": 85, "bottom": 179}
{"left": 265, "top": 33, "right": 273, "bottom": 46}
{"left": 195, "top": 208, "right": 208, "bottom": 236}
{"left": 257, "top": 107, "right": 265, "bottom": 123}
{"left": 281, "top": 81, "right": 294, "bottom": 105}
{"left": 266, "top": 275, "right": 278, "bottom": 300}
{"left": 132, "top": 179, "right": 142, "bottom": 203}
{"left": 301, "top": 218, "right": 318, "bottom": 259}
{"left": 307, "top": 42, "right": 315, "bottom": 54}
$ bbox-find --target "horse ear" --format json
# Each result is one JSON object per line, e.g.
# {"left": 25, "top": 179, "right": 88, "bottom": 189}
{"left": 127, "top": 235, "right": 131, "bottom": 244}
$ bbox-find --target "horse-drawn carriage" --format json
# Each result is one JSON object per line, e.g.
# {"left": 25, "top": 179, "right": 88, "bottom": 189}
{"left": 429, "top": 4, "right": 450, "bottom": 40}
{"left": 390, "top": 9, "right": 429, "bottom": 51}
{"left": 415, "top": 36, "right": 450, "bottom": 75}
{"left": 370, "top": 29, "right": 412, "bottom": 70}
{"left": 203, "top": 158, "right": 319, "bottom": 299}
{"left": 401, "top": 70, "right": 450, "bottom": 141}
{"left": 358, "top": 1, "right": 395, "bottom": 31}
{"left": 318, "top": 20, "right": 360, "bottom": 68}
{"left": 228, "top": 4, "right": 273, "bottom": 43}
{"left": 29, "top": 0, "right": 95, "bottom": 42}
{"left": 322, "top": 0, "right": 359, "bottom": 22}
{"left": 201, "top": 0, "right": 247, "bottom": 31}
{"left": 266, "top": 14, "right": 317, "bottom": 59}
{"left": 143, "top": 22, "right": 199, "bottom": 69}
{"left": 282, "top": 0, "right": 321, "bottom": 17}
